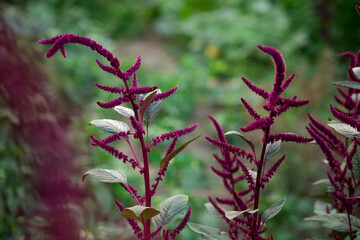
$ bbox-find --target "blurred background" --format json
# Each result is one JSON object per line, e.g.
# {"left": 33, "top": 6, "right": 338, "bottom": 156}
{"left": 1, "top": 0, "right": 360, "bottom": 239}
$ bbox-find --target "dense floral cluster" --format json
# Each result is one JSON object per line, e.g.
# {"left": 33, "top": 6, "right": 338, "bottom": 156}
{"left": 39, "top": 34, "right": 197, "bottom": 240}
{"left": 306, "top": 49, "right": 360, "bottom": 240}
{"left": 205, "top": 45, "right": 312, "bottom": 240}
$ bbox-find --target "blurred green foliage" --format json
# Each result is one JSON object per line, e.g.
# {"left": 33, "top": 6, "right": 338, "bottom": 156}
{"left": 1, "top": 0, "right": 360, "bottom": 239}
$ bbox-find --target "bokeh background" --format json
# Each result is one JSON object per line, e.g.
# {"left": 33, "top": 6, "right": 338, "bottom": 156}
{"left": 1, "top": 0, "right": 360, "bottom": 239}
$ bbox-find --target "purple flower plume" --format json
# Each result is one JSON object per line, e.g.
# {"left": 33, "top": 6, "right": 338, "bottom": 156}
{"left": 170, "top": 206, "right": 192, "bottom": 239}
{"left": 152, "top": 123, "right": 198, "bottom": 146}
{"left": 263, "top": 155, "right": 286, "bottom": 182}
{"left": 94, "top": 83, "right": 124, "bottom": 94}
{"left": 330, "top": 104, "right": 360, "bottom": 131}
{"left": 95, "top": 59, "right": 118, "bottom": 76}
{"left": 96, "top": 95, "right": 131, "bottom": 109}
{"left": 130, "top": 116, "right": 145, "bottom": 139}
{"left": 257, "top": 45, "right": 286, "bottom": 110}
{"left": 338, "top": 51, "right": 356, "bottom": 68}
{"left": 281, "top": 74, "right": 295, "bottom": 92}
{"left": 241, "top": 77, "right": 269, "bottom": 99}
{"left": 306, "top": 127, "right": 341, "bottom": 175}
{"left": 308, "top": 114, "right": 347, "bottom": 157}
{"left": 152, "top": 86, "right": 178, "bottom": 102}
{"left": 165, "top": 136, "right": 178, "bottom": 156}
{"left": 114, "top": 200, "right": 143, "bottom": 239}
{"left": 90, "top": 136, "right": 141, "bottom": 170}
{"left": 241, "top": 98, "right": 261, "bottom": 120}
{"left": 268, "top": 133, "right": 313, "bottom": 143}
{"left": 236, "top": 159, "right": 255, "bottom": 187}
{"left": 205, "top": 136, "right": 254, "bottom": 161}
{"left": 126, "top": 55, "right": 142, "bottom": 77}
{"left": 240, "top": 117, "right": 274, "bottom": 132}
{"left": 131, "top": 73, "right": 138, "bottom": 88}
{"left": 128, "top": 86, "right": 158, "bottom": 95}
{"left": 39, "top": 34, "right": 121, "bottom": 69}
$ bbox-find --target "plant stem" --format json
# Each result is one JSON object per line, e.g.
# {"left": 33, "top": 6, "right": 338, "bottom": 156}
{"left": 122, "top": 183, "right": 141, "bottom": 205}
{"left": 252, "top": 128, "right": 270, "bottom": 239}
{"left": 125, "top": 81, "right": 152, "bottom": 238}
{"left": 126, "top": 139, "right": 141, "bottom": 167}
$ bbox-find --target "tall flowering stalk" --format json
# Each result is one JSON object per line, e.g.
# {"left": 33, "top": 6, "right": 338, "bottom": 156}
{"left": 191, "top": 45, "right": 312, "bottom": 240}
{"left": 39, "top": 34, "right": 198, "bottom": 240}
{"left": 305, "top": 48, "right": 360, "bottom": 240}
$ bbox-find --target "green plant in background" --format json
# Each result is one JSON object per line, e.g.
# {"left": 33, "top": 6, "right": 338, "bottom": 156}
{"left": 39, "top": 34, "right": 200, "bottom": 239}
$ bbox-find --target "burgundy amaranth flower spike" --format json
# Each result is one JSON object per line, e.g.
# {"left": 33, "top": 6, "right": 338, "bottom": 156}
{"left": 306, "top": 48, "right": 360, "bottom": 240}
{"left": 39, "top": 34, "right": 199, "bottom": 240}
{"left": 202, "top": 45, "right": 311, "bottom": 240}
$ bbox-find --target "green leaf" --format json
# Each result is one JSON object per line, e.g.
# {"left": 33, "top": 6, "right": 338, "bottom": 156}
{"left": 114, "top": 106, "right": 135, "bottom": 119}
{"left": 152, "top": 194, "right": 189, "bottom": 227}
{"left": 204, "top": 202, "right": 223, "bottom": 217}
{"left": 264, "top": 140, "right": 281, "bottom": 162}
{"left": 187, "top": 223, "right": 232, "bottom": 240}
{"left": 313, "top": 201, "right": 336, "bottom": 215}
{"left": 333, "top": 81, "right": 360, "bottom": 90}
{"left": 82, "top": 169, "right": 127, "bottom": 184}
{"left": 305, "top": 236, "right": 333, "bottom": 240}
{"left": 327, "top": 120, "right": 360, "bottom": 139}
{"left": 160, "top": 134, "right": 202, "bottom": 170}
{"left": 90, "top": 119, "right": 130, "bottom": 135}
{"left": 140, "top": 89, "right": 162, "bottom": 125}
{"left": 225, "top": 130, "right": 255, "bottom": 153}
{"left": 353, "top": 67, "right": 360, "bottom": 79}
{"left": 304, "top": 213, "right": 360, "bottom": 232}
{"left": 121, "top": 205, "right": 160, "bottom": 223}
{"left": 352, "top": 147, "right": 360, "bottom": 180}
{"left": 225, "top": 209, "right": 258, "bottom": 220}
{"left": 312, "top": 179, "right": 330, "bottom": 185}
{"left": 262, "top": 197, "right": 286, "bottom": 222}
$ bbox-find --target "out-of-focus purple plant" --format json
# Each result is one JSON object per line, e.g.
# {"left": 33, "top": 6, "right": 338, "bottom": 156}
{"left": 39, "top": 34, "right": 199, "bottom": 240}
{"left": 188, "top": 46, "right": 312, "bottom": 240}
{"left": 305, "top": 48, "right": 360, "bottom": 240}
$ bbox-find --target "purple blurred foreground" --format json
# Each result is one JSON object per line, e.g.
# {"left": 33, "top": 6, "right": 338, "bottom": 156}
{"left": 0, "top": 18, "right": 85, "bottom": 239}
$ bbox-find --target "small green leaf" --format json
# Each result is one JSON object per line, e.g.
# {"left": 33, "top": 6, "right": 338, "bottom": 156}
{"left": 140, "top": 89, "right": 162, "bottom": 125}
{"left": 204, "top": 202, "right": 223, "bottom": 217}
{"left": 333, "top": 81, "right": 360, "bottom": 90}
{"left": 327, "top": 120, "right": 360, "bottom": 139}
{"left": 225, "top": 209, "right": 258, "bottom": 220}
{"left": 225, "top": 131, "right": 255, "bottom": 153}
{"left": 353, "top": 67, "right": 360, "bottom": 79}
{"left": 160, "top": 134, "right": 202, "bottom": 170}
{"left": 352, "top": 147, "right": 360, "bottom": 180}
{"left": 262, "top": 197, "right": 286, "bottom": 222}
{"left": 90, "top": 119, "right": 130, "bottom": 135}
{"left": 264, "top": 140, "right": 281, "bottom": 163}
{"left": 82, "top": 169, "right": 127, "bottom": 184}
{"left": 140, "top": 91, "right": 157, "bottom": 121}
{"left": 121, "top": 205, "right": 160, "bottom": 223}
{"left": 114, "top": 106, "right": 135, "bottom": 119}
{"left": 187, "top": 223, "right": 232, "bottom": 240}
{"left": 312, "top": 179, "right": 330, "bottom": 185}
{"left": 304, "top": 213, "right": 360, "bottom": 232}
{"left": 152, "top": 194, "right": 189, "bottom": 227}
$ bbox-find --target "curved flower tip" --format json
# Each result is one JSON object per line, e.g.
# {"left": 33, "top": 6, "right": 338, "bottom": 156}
{"left": 338, "top": 51, "right": 356, "bottom": 68}
{"left": 257, "top": 45, "right": 285, "bottom": 77}
{"left": 125, "top": 55, "right": 142, "bottom": 78}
